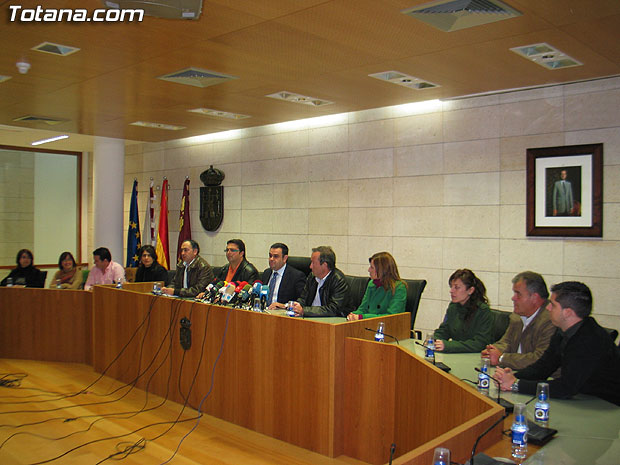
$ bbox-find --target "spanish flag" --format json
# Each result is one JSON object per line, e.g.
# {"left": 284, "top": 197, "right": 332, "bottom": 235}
{"left": 155, "top": 178, "right": 170, "bottom": 270}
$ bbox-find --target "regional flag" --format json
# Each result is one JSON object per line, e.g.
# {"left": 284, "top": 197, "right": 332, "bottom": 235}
{"left": 176, "top": 177, "right": 191, "bottom": 262}
{"left": 155, "top": 178, "right": 170, "bottom": 270}
{"left": 126, "top": 179, "right": 141, "bottom": 267}
{"left": 142, "top": 179, "right": 156, "bottom": 246}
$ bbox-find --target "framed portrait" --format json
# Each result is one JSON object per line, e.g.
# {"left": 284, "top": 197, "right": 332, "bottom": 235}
{"left": 526, "top": 143, "right": 603, "bottom": 237}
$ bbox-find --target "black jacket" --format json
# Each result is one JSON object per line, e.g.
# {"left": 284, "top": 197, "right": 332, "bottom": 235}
{"left": 172, "top": 256, "right": 214, "bottom": 298}
{"left": 261, "top": 264, "right": 306, "bottom": 304}
{"left": 297, "top": 268, "right": 352, "bottom": 317}
{"left": 1, "top": 266, "right": 45, "bottom": 288}
{"left": 216, "top": 259, "right": 259, "bottom": 285}
{"left": 516, "top": 317, "right": 620, "bottom": 405}
{"left": 135, "top": 262, "right": 170, "bottom": 286}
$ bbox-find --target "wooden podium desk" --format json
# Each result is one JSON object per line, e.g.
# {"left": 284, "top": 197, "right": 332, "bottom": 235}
{"left": 400, "top": 339, "right": 620, "bottom": 465}
{"left": 0, "top": 287, "right": 92, "bottom": 364}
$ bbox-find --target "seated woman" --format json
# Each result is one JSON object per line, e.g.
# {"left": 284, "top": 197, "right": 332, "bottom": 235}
{"left": 434, "top": 269, "right": 493, "bottom": 353}
{"left": 49, "top": 251, "right": 83, "bottom": 289}
{"left": 0, "top": 249, "right": 46, "bottom": 288}
{"left": 347, "top": 252, "right": 407, "bottom": 321}
{"left": 135, "top": 245, "right": 169, "bottom": 285}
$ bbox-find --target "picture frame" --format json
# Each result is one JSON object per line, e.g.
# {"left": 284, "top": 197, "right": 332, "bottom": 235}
{"left": 526, "top": 143, "right": 603, "bottom": 237}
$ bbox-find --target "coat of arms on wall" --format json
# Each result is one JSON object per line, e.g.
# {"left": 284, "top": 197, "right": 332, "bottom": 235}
{"left": 199, "top": 165, "right": 225, "bottom": 232}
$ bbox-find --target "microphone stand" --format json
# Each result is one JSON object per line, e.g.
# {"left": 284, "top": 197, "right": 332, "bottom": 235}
{"left": 468, "top": 411, "right": 509, "bottom": 465}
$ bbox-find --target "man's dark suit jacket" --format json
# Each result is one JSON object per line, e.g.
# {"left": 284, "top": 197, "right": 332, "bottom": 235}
{"left": 216, "top": 259, "right": 259, "bottom": 284}
{"left": 261, "top": 264, "right": 306, "bottom": 304}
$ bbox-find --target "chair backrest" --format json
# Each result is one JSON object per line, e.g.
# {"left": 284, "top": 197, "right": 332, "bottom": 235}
{"left": 287, "top": 256, "right": 311, "bottom": 276}
{"left": 603, "top": 327, "right": 619, "bottom": 344}
{"left": 39, "top": 270, "right": 47, "bottom": 288}
{"left": 344, "top": 275, "right": 371, "bottom": 311}
{"left": 125, "top": 267, "right": 137, "bottom": 283}
{"left": 490, "top": 308, "right": 511, "bottom": 342}
{"left": 403, "top": 279, "right": 427, "bottom": 332}
{"left": 80, "top": 269, "right": 90, "bottom": 289}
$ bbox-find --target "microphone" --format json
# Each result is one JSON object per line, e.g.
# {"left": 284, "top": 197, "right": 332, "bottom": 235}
{"left": 227, "top": 281, "right": 248, "bottom": 306}
{"left": 474, "top": 367, "right": 514, "bottom": 413}
{"left": 260, "top": 284, "right": 269, "bottom": 311}
{"left": 363, "top": 327, "right": 399, "bottom": 345}
{"left": 467, "top": 411, "right": 509, "bottom": 465}
{"left": 236, "top": 284, "right": 253, "bottom": 307}
{"left": 216, "top": 282, "right": 235, "bottom": 304}
{"left": 203, "top": 281, "right": 225, "bottom": 303}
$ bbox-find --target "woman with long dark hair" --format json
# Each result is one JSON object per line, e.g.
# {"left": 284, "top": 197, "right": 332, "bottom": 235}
{"left": 135, "top": 245, "right": 169, "bottom": 285}
{"left": 434, "top": 269, "right": 493, "bottom": 353}
{"left": 346, "top": 252, "right": 407, "bottom": 321}
{"left": 1, "top": 249, "right": 45, "bottom": 288}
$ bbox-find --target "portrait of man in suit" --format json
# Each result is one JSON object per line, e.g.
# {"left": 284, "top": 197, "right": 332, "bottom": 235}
{"left": 546, "top": 166, "right": 581, "bottom": 217}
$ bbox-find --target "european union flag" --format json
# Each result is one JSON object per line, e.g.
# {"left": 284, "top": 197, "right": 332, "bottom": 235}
{"left": 126, "top": 179, "right": 141, "bottom": 267}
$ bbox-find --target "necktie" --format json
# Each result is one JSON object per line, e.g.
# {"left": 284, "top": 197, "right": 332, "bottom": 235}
{"left": 268, "top": 272, "right": 278, "bottom": 305}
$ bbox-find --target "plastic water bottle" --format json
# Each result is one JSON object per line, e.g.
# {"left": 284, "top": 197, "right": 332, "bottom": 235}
{"left": 6, "top": 277, "right": 13, "bottom": 287}
{"left": 152, "top": 283, "right": 161, "bottom": 295}
{"left": 511, "top": 402, "right": 528, "bottom": 459}
{"left": 478, "top": 357, "right": 491, "bottom": 394}
{"left": 375, "top": 322, "right": 385, "bottom": 342}
{"left": 56, "top": 279, "right": 62, "bottom": 289}
{"left": 424, "top": 332, "right": 435, "bottom": 363}
{"left": 286, "top": 301, "right": 296, "bottom": 317}
{"left": 535, "top": 382, "right": 550, "bottom": 427}
{"left": 432, "top": 447, "right": 450, "bottom": 465}
{"left": 115, "top": 280, "right": 123, "bottom": 289}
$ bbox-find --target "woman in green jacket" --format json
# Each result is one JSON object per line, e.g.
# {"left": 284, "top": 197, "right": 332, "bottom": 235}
{"left": 347, "top": 252, "right": 407, "bottom": 321}
{"left": 434, "top": 269, "right": 493, "bottom": 353}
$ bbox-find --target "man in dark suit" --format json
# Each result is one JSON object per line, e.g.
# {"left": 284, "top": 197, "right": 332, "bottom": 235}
{"left": 261, "top": 242, "right": 306, "bottom": 310}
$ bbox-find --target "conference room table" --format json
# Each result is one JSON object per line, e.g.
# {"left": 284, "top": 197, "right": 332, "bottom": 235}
{"left": 397, "top": 340, "right": 620, "bottom": 465}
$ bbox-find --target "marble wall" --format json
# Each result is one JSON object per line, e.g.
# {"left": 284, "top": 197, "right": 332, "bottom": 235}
{"left": 121, "top": 76, "right": 620, "bottom": 333}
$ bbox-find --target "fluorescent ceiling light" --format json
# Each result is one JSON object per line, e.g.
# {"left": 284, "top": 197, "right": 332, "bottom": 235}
{"left": 130, "top": 121, "right": 186, "bottom": 130}
{"left": 31, "top": 134, "right": 69, "bottom": 146}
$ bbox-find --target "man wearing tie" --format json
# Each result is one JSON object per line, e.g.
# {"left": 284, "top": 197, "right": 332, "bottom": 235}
{"left": 261, "top": 243, "right": 306, "bottom": 310}
{"left": 552, "top": 169, "right": 573, "bottom": 216}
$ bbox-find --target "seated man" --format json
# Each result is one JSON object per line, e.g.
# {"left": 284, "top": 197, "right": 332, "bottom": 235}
{"left": 162, "top": 240, "right": 214, "bottom": 298}
{"left": 496, "top": 281, "right": 620, "bottom": 406}
{"left": 261, "top": 242, "right": 306, "bottom": 310}
{"left": 482, "top": 271, "right": 556, "bottom": 370}
{"left": 291, "top": 246, "right": 352, "bottom": 317}
{"left": 84, "top": 247, "right": 125, "bottom": 290}
{"left": 216, "top": 239, "right": 259, "bottom": 284}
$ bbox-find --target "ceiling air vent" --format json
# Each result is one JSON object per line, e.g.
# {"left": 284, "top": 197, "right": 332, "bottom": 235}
{"left": 402, "top": 0, "right": 521, "bottom": 32}
{"left": 13, "top": 115, "right": 68, "bottom": 125}
{"left": 102, "top": 0, "right": 202, "bottom": 19}
{"left": 188, "top": 108, "right": 251, "bottom": 120}
{"left": 130, "top": 121, "right": 185, "bottom": 130}
{"left": 158, "top": 68, "right": 238, "bottom": 88}
{"left": 32, "top": 42, "right": 80, "bottom": 56}
{"left": 369, "top": 71, "right": 439, "bottom": 90}
{"left": 266, "top": 91, "right": 333, "bottom": 106}
{"left": 510, "top": 43, "right": 583, "bottom": 70}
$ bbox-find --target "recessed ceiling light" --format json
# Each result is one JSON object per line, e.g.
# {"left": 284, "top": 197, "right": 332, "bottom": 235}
{"left": 510, "top": 43, "right": 582, "bottom": 70}
{"left": 13, "top": 115, "right": 68, "bottom": 125}
{"left": 31, "top": 135, "right": 69, "bottom": 146}
{"left": 32, "top": 42, "right": 80, "bottom": 56}
{"left": 266, "top": 91, "right": 333, "bottom": 106}
{"left": 130, "top": 121, "right": 186, "bottom": 130}
{"left": 188, "top": 108, "right": 251, "bottom": 119}
{"left": 368, "top": 71, "right": 440, "bottom": 90}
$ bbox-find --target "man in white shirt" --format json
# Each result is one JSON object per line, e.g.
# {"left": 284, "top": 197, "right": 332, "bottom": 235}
{"left": 482, "top": 271, "right": 556, "bottom": 370}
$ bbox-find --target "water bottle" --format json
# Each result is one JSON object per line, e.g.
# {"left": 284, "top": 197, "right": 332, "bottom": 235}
{"left": 115, "top": 280, "right": 123, "bottom": 289}
{"left": 286, "top": 301, "right": 296, "bottom": 317}
{"left": 535, "top": 382, "right": 550, "bottom": 427}
{"left": 424, "top": 332, "right": 435, "bottom": 363}
{"left": 6, "top": 277, "right": 13, "bottom": 287}
{"left": 478, "top": 357, "right": 491, "bottom": 394}
{"left": 511, "top": 402, "right": 528, "bottom": 459}
{"left": 56, "top": 279, "right": 62, "bottom": 289}
{"left": 432, "top": 447, "right": 450, "bottom": 465}
{"left": 375, "top": 322, "right": 385, "bottom": 342}
{"left": 253, "top": 298, "right": 262, "bottom": 312}
{"left": 152, "top": 283, "right": 161, "bottom": 295}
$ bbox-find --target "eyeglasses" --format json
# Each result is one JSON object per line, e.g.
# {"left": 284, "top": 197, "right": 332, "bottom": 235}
{"left": 224, "top": 248, "right": 240, "bottom": 253}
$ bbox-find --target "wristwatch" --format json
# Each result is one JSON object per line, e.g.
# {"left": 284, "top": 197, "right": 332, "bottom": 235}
{"left": 511, "top": 380, "right": 519, "bottom": 393}
{"left": 499, "top": 353, "right": 504, "bottom": 364}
